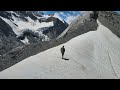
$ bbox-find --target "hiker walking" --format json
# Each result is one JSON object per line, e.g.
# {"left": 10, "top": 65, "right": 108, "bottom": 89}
{"left": 61, "top": 46, "right": 65, "bottom": 59}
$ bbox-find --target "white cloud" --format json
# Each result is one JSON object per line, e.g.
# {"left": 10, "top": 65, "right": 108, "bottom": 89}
{"left": 60, "top": 12, "right": 67, "bottom": 17}
{"left": 54, "top": 11, "right": 82, "bottom": 24}
{"left": 53, "top": 13, "right": 64, "bottom": 23}
{"left": 60, "top": 12, "right": 64, "bottom": 15}
{"left": 79, "top": 11, "right": 86, "bottom": 15}
{"left": 79, "top": 11, "right": 93, "bottom": 16}
{"left": 65, "top": 15, "right": 79, "bottom": 24}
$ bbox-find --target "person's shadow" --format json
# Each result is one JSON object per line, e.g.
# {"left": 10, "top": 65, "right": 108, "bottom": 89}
{"left": 62, "top": 58, "right": 69, "bottom": 60}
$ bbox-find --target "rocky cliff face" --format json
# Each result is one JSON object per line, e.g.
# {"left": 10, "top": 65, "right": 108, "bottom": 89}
{"left": 43, "top": 17, "right": 68, "bottom": 39}
{"left": 0, "top": 17, "right": 23, "bottom": 55}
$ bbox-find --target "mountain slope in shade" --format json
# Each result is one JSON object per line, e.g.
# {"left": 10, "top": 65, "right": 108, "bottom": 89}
{"left": 0, "top": 17, "right": 23, "bottom": 55}
{"left": 0, "top": 20, "right": 120, "bottom": 79}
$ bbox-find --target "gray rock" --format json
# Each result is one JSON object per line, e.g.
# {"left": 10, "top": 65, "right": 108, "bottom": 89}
{"left": 43, "top": 17, "right": 68, "bottom": 39}
{"left": 0, "top": 17, "right": 23, "bottom": 55}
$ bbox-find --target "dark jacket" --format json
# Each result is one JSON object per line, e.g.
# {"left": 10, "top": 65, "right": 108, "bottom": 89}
{"left": 61, "top": 46, "right": 65, "bottom": 54}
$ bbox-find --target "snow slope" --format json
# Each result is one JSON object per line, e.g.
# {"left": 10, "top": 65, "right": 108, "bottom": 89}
{"left": 0, "top": 20, "right": 120, "bottom": 79}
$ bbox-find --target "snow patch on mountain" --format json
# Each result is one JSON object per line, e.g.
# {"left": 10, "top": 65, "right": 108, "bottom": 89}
{"left": 53, "top": 13, "right": 64, "bottom": 23}
{"left": 13, "top": 16, "right": 54, "bottom": 32}
{"left": 36, "top": 31, "right": 50, "bottom": 41}
{"left": 21, "top": 36, "right": 29, "bottom": 44}
{"left": 0, "top": 15, "right": 54, "bottom": 36}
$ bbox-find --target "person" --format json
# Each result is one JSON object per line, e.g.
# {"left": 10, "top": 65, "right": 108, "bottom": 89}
{"left": 61, "top": 46, "right": 65, "bottom": 59}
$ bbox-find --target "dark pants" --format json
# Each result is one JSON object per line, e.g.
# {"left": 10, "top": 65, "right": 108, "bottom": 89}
{"left": 62, "top": 52, "right": 65, "bottom": 59}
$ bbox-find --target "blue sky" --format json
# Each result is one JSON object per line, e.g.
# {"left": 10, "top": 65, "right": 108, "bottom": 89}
{"left": 40, "top": 11, "right": 81, "bottom": 24}
{"left": 42, "top": 11, "right": 120, "bottom": 14}
{"left": 115, "top": 11, "right": 120, "bottom": 14}
{"left": 40, "top": 11, "right": 120, "bottom": 24}
{"left": 41, "top": 11, "right": 59, "bottom": 14}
